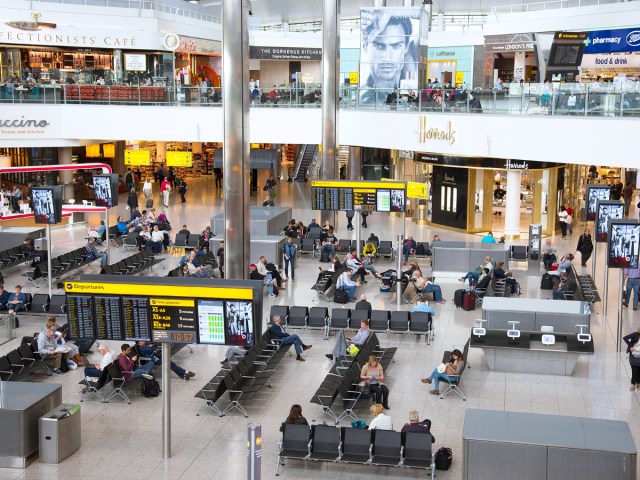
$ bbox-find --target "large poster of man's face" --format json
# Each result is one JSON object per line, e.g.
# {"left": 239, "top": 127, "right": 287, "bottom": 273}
{"left": 595, "top": 201, "right": 624, "bottom": 242}
{"left": 607, "top": 222, "right": 640, "bottom": 268}
{"left": 359, "top": 7, "right": 420, "bottom": 105}
{"left": 586, "top": 184, "right": 610, "bottom": 221}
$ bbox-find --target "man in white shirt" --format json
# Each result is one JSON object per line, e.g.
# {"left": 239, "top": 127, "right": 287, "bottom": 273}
{"left": 336, "top": 268, "right": 358, "bottom": 301}
{"left": 83, "top": 344, "right": 116, "bottom": 378}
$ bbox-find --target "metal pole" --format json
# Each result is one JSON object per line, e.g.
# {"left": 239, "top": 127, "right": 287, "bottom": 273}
{"left": 223, "top": 0, "right": 251, "bottom": 280}
{"left": 105, "top": 208, "right": 110, "bottom": 262}
{"left": 321, "top": 0, "right": 339, "bottom": 227}
{"left": 247, "top": 423, "right": 262, "bottom": 480}
{"left": 616, "top": 269, "right": 624, "bottom": 352}
{"left": 46, "top": 224, "right": 52, "bottom": 297}
{"left": 396, "top": 234, "right": 404, "bottom": 308}
{"left": 591, "top": 239, "right": 597, "bottom": 279}
{"left": 162, "top": 342, "right": 171, "bottom": 458}
{"left": 355, "top": 210, "right": 361, "bottom": 257}
{"left": 603, "top": 263, "right": 609, "bottom": 319}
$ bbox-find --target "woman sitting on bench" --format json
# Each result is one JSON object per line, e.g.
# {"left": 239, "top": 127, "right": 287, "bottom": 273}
{"left": 493, "top": 261, "right": 519, "bottom": 294}
{"left": 409, "top": 263, "right": 445, "bottom": 304}
{"left": 459, "top": 256, "right": 494, "bottom": 286}
{"left": 421, "top": 349, "right": 465, "bottom": 396}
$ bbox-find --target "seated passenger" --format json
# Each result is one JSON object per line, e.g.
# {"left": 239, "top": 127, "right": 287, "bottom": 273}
{"left": 421, "top": 348, "right": 465, "bottom": 396}
{"left": 368, "top": 403, "right": 393, "bottom": 430}
{"left": 473, "top": 268, "right": 492, "bottom": 292}
{"left": 279, "top": 404, "right": 309, "bottom": 432}
{"left": 361, "top": 355, "right": 389, "bottom": 409}
{"left": 83, "top": 344, "right": 116, "bottom": 380}
{"left": 336, "top": 267, "right": 358, "bottom": 301}
{"left": 85, "top": 237, "right": 108, "bottom": 267}
{"left": 493, "top": 261, "right": 518, "bottom": 294}
{"left": 557, "top": 253, "right": 574, "bottom": 274}
{"left": 481, "top": 231, "right": 497, "bottom": 243}
{"left": 133, "top": 341, "right": 195, "bottom": 380}
{"left": 184, "top": 260, "right": 214, "bottom": 278}
{"left": 400, "top": 410, "right": 436, "bottom": 442}
{"left": 411, "top": 298, "right": 435, "bottom": 316}
{"left": 411, "top": 266, "right": 445, "bottom": 304}
{"left": 321, "top": 229, "right": 338, "bottom": 261}
{"left": 7, "top": 285, "right": 27, "bottom": 312}
{"left": 542, "top": 238, "right": 557, "bottom": 271}
{"left": 269, "top": 315, "right": 311, "bottom": 361}
{"left": 249, "top": 263, "right": 276, "bottom": 298}
{"left": 459, "top": 256, "right": 494, "bottom": 286}
{"left": 0, "top": 284, "right": 10, "bottom": 310}
{"left": 346, "top": 249, "right": 369, "bottom": 283}
{"left": 402, "top": 235, "right": 417, "bottom": 265}
{"left": 355, "top": 294, "right": 372, "bottom": 313}
{"left": 37, "top": 327, "right": 68, "bottom": 375}
{"left": 117, "top": 343, "right": 155, "bottom": 381}
{"left": 115, "top": 215, "right": 128, "bottom": 236}
{"left": 553, "top": 271, "right": 577, "bottom": 300}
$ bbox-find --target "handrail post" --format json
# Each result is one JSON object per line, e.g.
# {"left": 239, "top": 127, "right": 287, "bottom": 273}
{"left": 620, "top": 92, "right": 625, "bottom": 117}
{"left": 492, "top": 90, "right": 496, "bottom": 114}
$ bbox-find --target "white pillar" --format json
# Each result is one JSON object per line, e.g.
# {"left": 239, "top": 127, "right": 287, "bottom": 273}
{"left": 504, "top": 170, "right": 521, "bottom": 238}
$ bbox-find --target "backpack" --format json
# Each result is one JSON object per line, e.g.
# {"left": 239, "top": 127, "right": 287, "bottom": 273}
{"left": 416, "top": 243, "right": 425, "bottom": 255}
{"left": 435, "top": 447, "right": 452, "bottom": 470}
{"left": 141, "top": 377, "right": 160, "bottom": 398}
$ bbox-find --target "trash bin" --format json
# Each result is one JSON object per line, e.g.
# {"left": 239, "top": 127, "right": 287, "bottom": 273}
{"left": 39, "top": 404, "right": 81, "bottom": 464}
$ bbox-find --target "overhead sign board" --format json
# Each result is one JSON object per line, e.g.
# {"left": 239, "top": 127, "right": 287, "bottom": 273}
{"left": 166, "top": 151, "right": 193, "bottom": 167}
{"left": 124, "top": 149, "right": 151, "bottom": 166}
{"left": 311, "top": 180, "right": 406, "bottom": 213}
{"left": 407, "top": 181, "right": 427, "bottom": 200}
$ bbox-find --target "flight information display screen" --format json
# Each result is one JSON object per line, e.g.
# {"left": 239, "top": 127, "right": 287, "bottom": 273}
{"left": 311, "top": 180, "right": 406, "bottom": 212}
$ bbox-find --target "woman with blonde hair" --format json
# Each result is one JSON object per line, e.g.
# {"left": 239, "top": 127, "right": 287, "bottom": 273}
{"left": 361, "top": 354, "right": 389, "bottom": 409}
{"left": 368, "top": 403, "right": 393, "bottom": 430}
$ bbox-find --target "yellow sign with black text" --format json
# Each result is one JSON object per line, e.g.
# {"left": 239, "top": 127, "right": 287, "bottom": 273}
{"left": 124, "top": 149, "right": 151, "bottom": 166}
{"left": 166, "top": 151, "right": 193, "bottom": 167}
{"left": 407, "top": 182, "right": 427, "bottom": 200}
{"left": 64, "top": 281, "right": 253, "bottom": 300}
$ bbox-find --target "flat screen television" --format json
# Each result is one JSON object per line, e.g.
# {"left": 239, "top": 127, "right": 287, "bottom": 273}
{"left": 32, "top": 186, "right": 62, "bottom": 224}
{"left": 92, "top": 174, "right": 119, "bottom": 207}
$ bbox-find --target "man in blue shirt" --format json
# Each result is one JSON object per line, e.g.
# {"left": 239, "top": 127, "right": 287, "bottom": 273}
{"left": 7, "top": 285, "right": 26, "bottom": 312}
{"left": 623, "top": 267, "right": 640, "bottom": 311}
{"left": 269, "top": 315, "right": 311, "bottom": 361}
{"left": 412, "top": 298, "right": 435, "bottom": 316}
{"left": 481, "top": 232, "right": 497, "bottom": 243}
{"left": 349, "top": 320, "right": 371, "bottom": 347}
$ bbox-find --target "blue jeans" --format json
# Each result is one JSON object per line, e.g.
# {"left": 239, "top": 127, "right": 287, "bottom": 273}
{"left": 280, "top": 334, "right": 304, "bottom": 355}
{"left": 284, "top": 257, "right": 295, "bottom": 279}
{"left": 403, "top": 245, "right": 413, "bottom": 262}
{"left": 422, "top": 283, "right": 442, "bottom": 301}
{"left": 340, "top": 285, "right": 356, "bottom": 300}
{"left": 263, "top": 273, "right": 274, "bottom": 295}
{"left": 552, "top": 289, "right": 566, "bottom": 300}
{"left": 133, "top": 360, "right": 155, "bottom": 379}
{"left": 427, "top": 367, "right": 454, "bottom": 391}
{"left": 84, "top": 366, "right": 101, "bottom": 378}
{"left": 322, "top": 245, "right": 335, "bottom": 259}
{"left": 88, "top": 252, "right": 108, "bottom": 266}
{"left": 462, "top": 272, "right": 480, "bottom": 286}
{"left": 625, "top": 278, "right": 640, "bottom": 309}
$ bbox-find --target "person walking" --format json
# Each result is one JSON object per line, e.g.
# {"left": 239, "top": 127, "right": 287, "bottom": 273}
{"left": 576, "top": 229, "right": 594, "bottom": 268}
{"left": 361, "top": 210, "right": 369, "bottom": 228}
{"left": 160, "top": 177, "right": 172, "bottom": 208}
{"left": 178, "top": 179, "right": 187, "bottom": 204}
{"left": 558, "top": 206, "right": 568, "bottom": 239}
{"left": 142, "top": 178, "right": 153, "bottom": 201}
{"left": 623, "top": 327, "right": 640, "bottom": 391}
{"left": 622, "top": 266, "right": 640, "bottom": 311}
{"left": 622, "top": 182, "right": 634, "bottom": 216}
{"left": 346, "top": 210, "right": 355, "bottom": 231}
{"left": 126, "top": 188, "right": 138, "bottom": 212}
{"left": 282, "top": 236, "right": 296, "bottom": 282}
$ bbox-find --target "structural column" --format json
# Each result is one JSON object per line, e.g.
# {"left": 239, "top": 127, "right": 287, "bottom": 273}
{"left": 374, "top": 0, "right": 387, "bottom": 6}
{"left": 223, "top": 0, "right": 251, "bottom": 280}
{"left": 156, "top": 141, "right": 167, "bottom": 165}
{"left": 57, "top": 147, "right": 74, "bottom": 201}
{"left": 348, "top": 146, "right": 361, "bottom": 181}
{"left": 504, "top": 170, "right": 521, "bottom": 239}
{"left": 321, "top": 0, "right": 339, "bottom": 182}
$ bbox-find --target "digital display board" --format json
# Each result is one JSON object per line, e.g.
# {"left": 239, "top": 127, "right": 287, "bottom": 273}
{"left": 64, "top": 280, "right": 259, "bottom": 347}
{"left": 32, "top": 186, "right": 62, "bottom": 224}
{"left": 607, "top": 221, "right": 640, "bottom": 269}
{"left": 586, "top": 184, "right": 611, "bottom": 221}
{"left": 311, "top": 180, "right": 406, "bottom": 212}
{"left": 92, "top": 174, "right": 119, "bottom": 207}
{"left": 150, "top": 297, "right": 197, "bottom": 344}
{"left": 595, "top": 200, "right": 624, "bottom": 243}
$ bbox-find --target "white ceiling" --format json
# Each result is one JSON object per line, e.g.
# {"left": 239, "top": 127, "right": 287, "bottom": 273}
{"left": 196, "top": 0, "right": 546, "bottom": 24}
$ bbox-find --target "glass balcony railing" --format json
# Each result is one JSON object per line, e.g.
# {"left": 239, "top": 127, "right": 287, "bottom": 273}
{"left": 2, "top": 82, "right": 640, "bottom": 117}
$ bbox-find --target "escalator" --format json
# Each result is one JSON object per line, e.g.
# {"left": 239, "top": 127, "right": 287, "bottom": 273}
{"left": 293, "top": 144, "right": 318, "bottom": 182}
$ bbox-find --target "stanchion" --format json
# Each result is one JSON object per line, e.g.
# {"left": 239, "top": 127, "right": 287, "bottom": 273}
{"left": 396, "top": 234, "right": 403, "bottom": 309}
{"left": 591, "top": 240, "right": 597, "bottom": 280}
{"left": 46, "top": 224, "right": 52, "bottom": 297}
{"left": 603, "top": 263, "right": 609, "bottom": 320}
{"left": 162, "top": 343, "right": 171, "bottom": 459}
{"left": 616, "top": 269, "right": 624, "bottom": 352}
{"left": 355, "top": 209, "right": 361, "bottom": 258}
{"left": 247, "top": 423, "right": 262, "bottom": 480}
{"left": 104, "top": 208, "right": 110, "bottom": 262}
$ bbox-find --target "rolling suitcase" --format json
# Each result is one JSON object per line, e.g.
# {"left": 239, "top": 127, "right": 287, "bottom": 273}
{"left": 463, "top": 292, "right": 477, "bottom": 311}
{"left": 454, "top": 289, "right": 465, "bottom": 308}
{"left": 540, "top": 273, "right": 553, "bottom": 290}
{"left": 146, "top": 198, "right": 153, "bottom": 208}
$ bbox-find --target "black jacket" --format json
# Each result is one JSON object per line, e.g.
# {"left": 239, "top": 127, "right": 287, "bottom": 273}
{"left": 577, "top": 234, "right": 593, "bottom": 254}
{"left": 623, "top": 331, "right": 640, "bottom": 355}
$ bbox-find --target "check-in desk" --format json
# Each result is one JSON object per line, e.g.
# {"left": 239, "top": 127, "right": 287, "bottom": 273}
{"left": 482, "top": 297, "right": 591, "bottom": 334}
{"left": 470, "top": 329, "right": 593, "bottom": 375}
{"left": 210, "top": 235, "right": 287, "bottom": 269}
{"left": 463, "top": 409, "right": 637, "bottom": 480}
{"left": 0, "top": 382, "right": 62, "bottom": 468}
{"left": 432, "top": 242, "right": 510, "bottom": 274}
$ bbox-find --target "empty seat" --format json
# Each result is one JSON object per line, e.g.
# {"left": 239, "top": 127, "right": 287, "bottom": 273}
{"left": 308, "top": 425, "right": 341, "bottom": 462}
{"left": 307, "top": 307, "right": 329, "bottom": 331}
{"left": 330, "top": 308, "right": 350, "bottom": 330}
{"left": 341, "top": 428, "right": 371, "bottom": 464}
{"left": 287, "top": 306, "right": 308, "bottom": 329}
{"left": 30, "top": 293, "right": 50, "bottom": 313}
{"left": 369, "top": 310, "right": 390, "bottom": 332}
{"left": 371, "top": 430, "right": 402, "bottom": 466}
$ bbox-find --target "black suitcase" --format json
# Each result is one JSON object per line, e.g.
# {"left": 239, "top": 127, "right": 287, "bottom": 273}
{"left": 334, "top": 289, "right": 349, "bottom": 304}
{"left": 541, "top": 273, "right": 553, "bottom": 290}
{"left": 463, "top": 292, "right": 477, "bottom": 311}
{"left": 454, "top": 289, "right": 465, "bottom": 308}
{"left": 146, "top": 198, "right": 153, "bottom": 208}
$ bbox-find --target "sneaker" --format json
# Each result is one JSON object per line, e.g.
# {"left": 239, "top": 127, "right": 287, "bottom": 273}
{"left": 421, "top": 378, "right": 431, "bottom": 384}
{"left": 302, "top": 345, "right": 312, "bottom": 351}
{"left": 296, "top": 355, "right": 305, "bottom": 362}
{"left": 325, "top": 354, "right": 334, "bottom": 360}
{"left": 53, "top": 368, "right": 63, "bottom": 375}
{"left": 292, "top": 278, "right": 295, "bottom": 282}
{"left": 282, "top": 277, "right": 288, "bottom": 281}
{"left": 429, "top": 389, "right": 440, "bottom": 395}
{"left": 142, "top": 373, "right": 153, "bottom": 380}
{"left": 458, "top": 277, "right": 465, "bottom": 283}
{"left": 220, "top": 359, "right": 229, "bottom": 365}
{"left": 184, "top": 371, "right": 196, "bottom": 380}
{"left": 623, "top": 303, "right": 629, "bottom": 308}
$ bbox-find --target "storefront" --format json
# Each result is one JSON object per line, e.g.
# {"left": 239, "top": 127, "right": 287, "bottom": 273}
{"left": 580, "top": 28, "right": 640, "bottom": 81}
{"left": 249, "top": 46, "right": 322, "bottom": 90}
{"left": 174, "top": 36, "right": 221, "bottom": 86}
{"left": 426, "top": 46, "right": 473, "bottom": 88}
{"left": 0, "top": 18, "right": 169, "bottom": 85}
{"left": 483, "top": 34, "right": 538, "bottom": 87}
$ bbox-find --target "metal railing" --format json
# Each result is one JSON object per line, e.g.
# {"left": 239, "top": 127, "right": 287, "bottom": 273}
{"left": 3, "top": 82, "right": 640, "bottom": 118}
{"left": 492, "top": 0, "right": 630, "bottom": 15}
{"left": 29, "top": 0, "right": 221, "bottom": 23}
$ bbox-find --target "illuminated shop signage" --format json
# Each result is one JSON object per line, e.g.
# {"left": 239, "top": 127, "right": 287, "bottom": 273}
{"left": 417, "top": 116, "right": 456, "bottom": 145}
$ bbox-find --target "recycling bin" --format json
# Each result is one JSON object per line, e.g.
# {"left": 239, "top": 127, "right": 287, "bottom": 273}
{"left": 39, "top": 404, "right": 81, "bottom": 464}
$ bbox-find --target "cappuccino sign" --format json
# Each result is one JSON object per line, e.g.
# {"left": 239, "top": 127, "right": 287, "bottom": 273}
{"left": 0, "top": 116, "right": 50, "bottom": 135}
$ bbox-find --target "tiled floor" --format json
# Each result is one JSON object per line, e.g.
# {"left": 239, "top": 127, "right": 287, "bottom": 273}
{"left": 0, "top": 174, "right": 638, "bottom": 480}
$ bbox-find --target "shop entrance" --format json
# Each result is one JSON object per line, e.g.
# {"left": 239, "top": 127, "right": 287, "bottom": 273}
{"left": 490, "top": 170, "right": 534, "bottom": 232}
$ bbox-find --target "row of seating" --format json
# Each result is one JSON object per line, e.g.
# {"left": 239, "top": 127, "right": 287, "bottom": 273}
{"left": 0, "top": 340, "right": 55, "bottom": 380}
{"left": 269, "top": 305, "right": 434, "bottom": 342}
{"left": 24, "top": 246, "right": 101, "bottom": 287}
{"left": 194, "top": 329, "right": 289, "bottom": 417}
{"left": 276, "top": 424, "right": 435, "bottom": 478}
{"left": 311, "top": 333, "right": 396, "bottom": 424}
{"left": 0, "top": 245, "right": 35, "bottom": 270}
{"left": 99, "top": 250, "right": 163, "bottom": 275}
{"left": 80, "top": 359, "right": 147, "bottom": 404}
{"left": 62, "top": 85, "right": 166, "bottom": 102}
{"left": 573, "top": 268, "right": 600, "bottom": 304}
{"left": 22, "top": 293, "right": 65, "bottom": 315}
{"left": 173, "top": 233, "right": 200, "bottom": 250}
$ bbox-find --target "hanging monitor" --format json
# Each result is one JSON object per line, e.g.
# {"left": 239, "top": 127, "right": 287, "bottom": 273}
{"left": 92, "top": 174, "right": 119, "bottom": 207}
{"left": 32, "top": 186, "right": 62, "bottom": 224}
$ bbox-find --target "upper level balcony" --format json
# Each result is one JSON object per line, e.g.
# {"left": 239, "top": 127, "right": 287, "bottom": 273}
{"left": 3, "top": 82, "right": 640, "bottom": 117}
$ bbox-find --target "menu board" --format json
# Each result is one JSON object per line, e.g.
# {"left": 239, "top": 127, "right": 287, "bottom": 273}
{"left": 311, "top": 180, "right": 406, "bottom": 212}
{"left": 95, "top": 296, "right": 123, "bottom": 340}
{"left": 122, "top": 297, "right": 151, "bottom": 342}
{"left": 66, "top": 295, "right": 95, "bottom": 338}
{"left": 150, "top": 298, "right": 197, "bottom": 344}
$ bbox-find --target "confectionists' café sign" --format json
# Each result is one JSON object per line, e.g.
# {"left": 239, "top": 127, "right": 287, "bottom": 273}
{"left": 0, "top": 21, "right": 163, "bottom": 50}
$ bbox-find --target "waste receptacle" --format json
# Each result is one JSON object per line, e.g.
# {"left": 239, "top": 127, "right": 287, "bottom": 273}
{"left": 39, "top": 404, "right": 81, "bottom": 464}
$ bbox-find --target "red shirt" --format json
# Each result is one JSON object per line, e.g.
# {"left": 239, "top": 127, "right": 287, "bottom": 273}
{"left": 160, "top": 180, "right": 172, "bottom": 192}
{"left": 566, "top": 207, "right": 574, "bottom": 217}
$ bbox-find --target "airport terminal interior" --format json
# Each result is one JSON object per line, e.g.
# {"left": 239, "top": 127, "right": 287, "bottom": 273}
{"left": 0, "top": 0, "right": 640, "bottom": 479}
